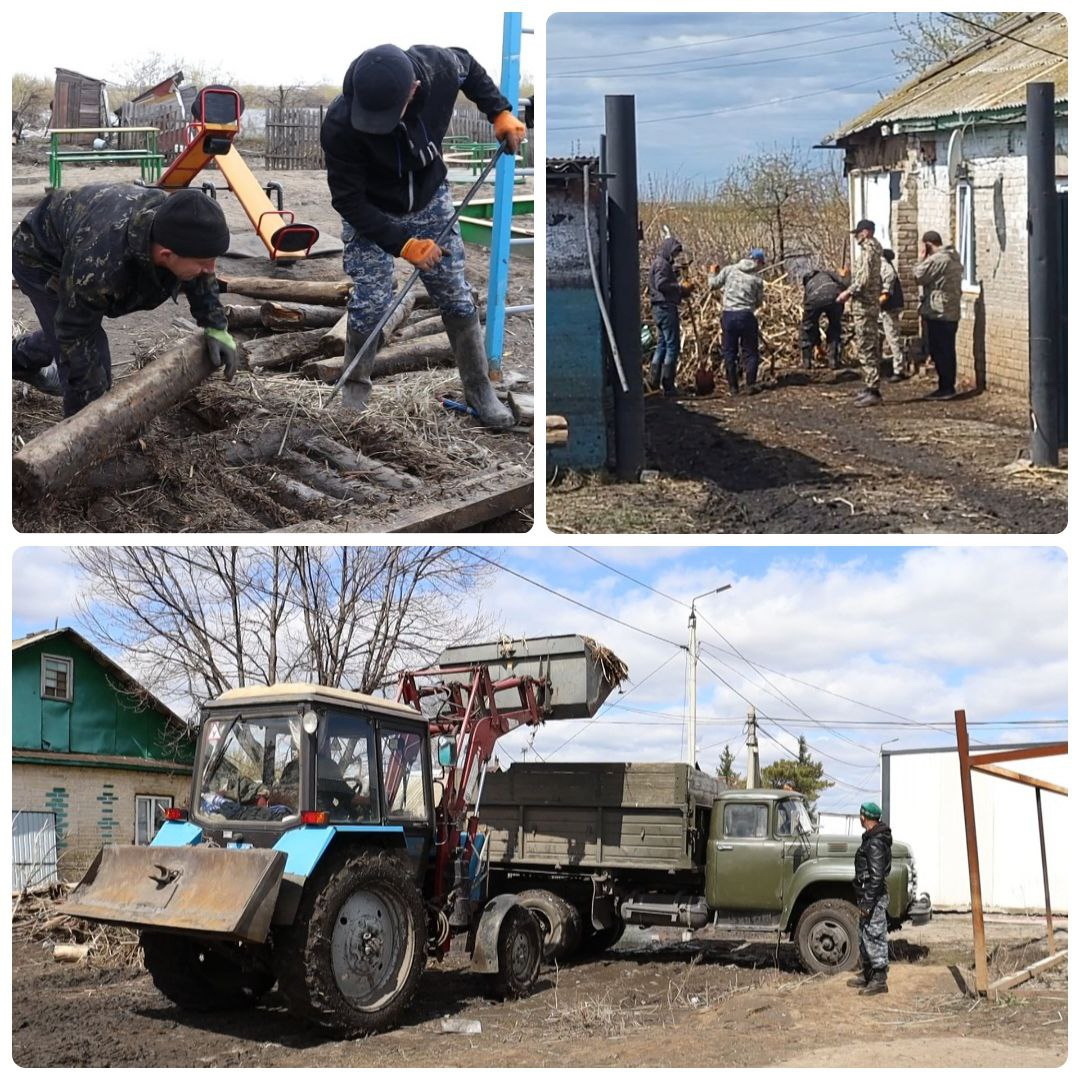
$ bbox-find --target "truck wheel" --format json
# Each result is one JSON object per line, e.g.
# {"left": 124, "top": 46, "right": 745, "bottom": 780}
{"left": 795, "top": 900, "right": 861, "bottom": 974}
{"left": 140, "top": 931, "right": 274, "bottom": 1011}
{"left": 578, "top": 914, "right": 626, "bottom": 956}
{"left": 275, "top": 851, "right": 425, "bottom": 1035}
{"left": 487, "top": 904, "right": 542, "bottom": 1000}
{"left": 515, "top": 889, "right": 582, "bottom": 961}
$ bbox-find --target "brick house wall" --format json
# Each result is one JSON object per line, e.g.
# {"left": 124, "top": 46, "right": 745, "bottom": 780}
{"left": 845, "top": 118, "right": 1067, "bottom": 395}
{"left": 12, "top": 761, "right": 191, "bottom": 877}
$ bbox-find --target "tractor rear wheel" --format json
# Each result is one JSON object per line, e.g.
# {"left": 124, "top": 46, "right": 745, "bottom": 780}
{"left": 274, "top": 851, "right": 425, "bottom": 1036}
{"left": 515, "top": 889, "right": 582, "bottom": 961}
{"left": 140, "top": 931, "right": 274, "bottom": 1011}
{"left": 487, "top": 903, "right": 542, "bottom": 1000}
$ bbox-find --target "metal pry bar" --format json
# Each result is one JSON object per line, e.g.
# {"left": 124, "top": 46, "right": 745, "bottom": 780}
{"left": 325, "top": 140, "right": 509, "bottom": 407}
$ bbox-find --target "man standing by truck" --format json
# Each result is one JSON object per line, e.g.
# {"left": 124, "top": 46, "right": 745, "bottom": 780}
{"left": 851, "top": 800, "right": 892, "bottom": 995}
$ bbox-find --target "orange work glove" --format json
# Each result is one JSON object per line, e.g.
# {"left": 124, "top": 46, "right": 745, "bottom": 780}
{"left": 492, "top": 110, "right": 527, "bottom": 153}
{"left": 400, "top": 238, "right": 443, "bottom": 270}
{"left": 879, "top": 291, "right": 890, "bottom": 307}
{"left": 708, "top": 263, "right": 720, "bottom": 274}
{"left": 680, "top": 279, "right": 695, "bottom": 296}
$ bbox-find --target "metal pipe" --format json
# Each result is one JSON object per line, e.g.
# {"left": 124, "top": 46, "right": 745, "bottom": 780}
{"left": 1026, "top": 82, "right": 1061, "bottom": 466}
{"left": 1035, "top": 788, "right": 1056, "bottom": 955}
{"left": 504, "top": 305, "right": 534, "bottom": 315}
{"left": 605, "top": 95, "right": 644, "bottom": 480}
{"left": 955, "top": 709, "right": 990, "bottom": 994}
{"left": 583, "top": 163, "right": 629, "bottom": 393}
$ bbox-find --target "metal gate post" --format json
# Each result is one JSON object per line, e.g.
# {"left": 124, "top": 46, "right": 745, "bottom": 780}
{"left": 955, "top": 709, "right": 989, "bottom": 995}
{"left": 484, "top": 11, "right": 523, "bottom": 377}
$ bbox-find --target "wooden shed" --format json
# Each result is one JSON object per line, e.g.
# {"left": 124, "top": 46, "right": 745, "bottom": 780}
{"left": 51, "top": 68, "right": 108, "bottom": 145}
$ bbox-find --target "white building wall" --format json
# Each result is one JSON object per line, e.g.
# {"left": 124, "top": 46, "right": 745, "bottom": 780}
{"left": 817, "top": 812, "right": 860, "bottom": 837}
{"left": 884, "top": 746, "right": 1067, "bottom": 912}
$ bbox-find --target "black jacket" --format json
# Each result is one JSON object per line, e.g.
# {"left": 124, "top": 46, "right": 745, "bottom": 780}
{"left": 803, "top": 267, "right": 848, "bottom": 308}
{"left": 647, "top": 237, "right": 685, "bottom": 308}
{"left": 12, "top": 184, "right": 226, "bottom": 390}
{"left": 853, "top": 822, "right": 892, "bottom": 907}
{"left": 321, "top": 45, "right": 512, "bottom": 255}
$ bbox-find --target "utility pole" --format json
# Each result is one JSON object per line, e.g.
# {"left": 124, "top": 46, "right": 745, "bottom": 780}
{"left": 686, "top": 584, "right": 732, "bottom": 769}
{"left": 746, "top": 708, "right": 760, "bottom": 788}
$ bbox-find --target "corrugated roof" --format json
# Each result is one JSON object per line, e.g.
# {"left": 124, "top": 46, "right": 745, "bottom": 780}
{"left": 13, "top": 627, "right": 185, "bottom": 729}
{"left": 829, "top": 12, "right": 1067, "bottom": 141}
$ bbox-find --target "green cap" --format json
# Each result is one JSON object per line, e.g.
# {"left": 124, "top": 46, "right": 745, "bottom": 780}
{"left": 860, "top": 801, "right": 882, "bottom": 819}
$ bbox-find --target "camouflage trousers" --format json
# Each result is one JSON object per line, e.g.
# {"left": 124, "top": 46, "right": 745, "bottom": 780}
{"left": 880, "top": 308, "right": 904, "bottom": 374}
{"left": 850, "top": 300, "right": 881, "bottom": 390}
{"left": 858, "top": 891, "right": 889, "bottom": 973}
{"left": 342, "top": 181, "right": 474, "bottom": 339}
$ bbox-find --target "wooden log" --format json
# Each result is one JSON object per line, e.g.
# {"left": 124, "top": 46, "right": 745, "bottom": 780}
{"left": 507, "top": 391, "right": 534, "bottom": 425}
{"left": 301, "top": 357, "right": 345, "bottom": 384}
{"left": 224, "top": 304, "right": 265, "bottom": 331}
{"left": 547, "top": 415, "right": 569, "bottom": 448}
{"left": 242, "top": 329, "right": 328, "bottom": 370}
{"left": 260, "top": 301, "right": 346, "bottom": 331}
{"left": 305, "top": 337, "right": 454, "bottom": 384}
{"left": 53, "top": 944, "right": 90, "bottom": 963}
{"left": 383, "top": 468, "right": 533, "bottom": 532}
{"left": 12, "top": 334, "right": 214, "bottom": 500}
{"left": 217, "top": 275, "right": 352, "bottom": 305}
{"left": 321, "top": 313, "right": 348, "bottom": 357}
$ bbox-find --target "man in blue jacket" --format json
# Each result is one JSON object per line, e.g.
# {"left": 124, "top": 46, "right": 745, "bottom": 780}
{"left": 321, "top": 44, "right": 526, "bottom": 427}
{"left": 646, "top": 236, "right": 693, "bottom": 396}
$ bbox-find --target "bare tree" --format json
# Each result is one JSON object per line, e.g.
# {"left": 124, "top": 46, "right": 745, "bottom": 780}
{"left": 892, "top": 13, "right": 1016, "bottom": 77}
{"left": 11, "top": 73, "right": 51, "bottom": 141}
{"left": 74, "top": 546, "right": 492, "bottom": 719}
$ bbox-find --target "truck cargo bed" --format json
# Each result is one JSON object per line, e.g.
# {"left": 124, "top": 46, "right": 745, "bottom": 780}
{"left": 481, "top": 763, "right": 723, "bottom": 873}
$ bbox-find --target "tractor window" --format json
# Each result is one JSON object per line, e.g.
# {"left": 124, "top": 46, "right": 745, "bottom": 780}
{"left": 723, "top": 803, "right": 768, "bottom": 839}
{"left": 318, "top": 714, "right": 376, "bottom": 823}
{"left": 199, "top": 715, "right": 299, "bottom": 823}
{"left": 380, "top": 729, "right": 429, "bottom": 822}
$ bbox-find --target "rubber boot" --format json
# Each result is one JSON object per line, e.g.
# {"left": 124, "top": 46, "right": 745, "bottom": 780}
{"left": 859, "top": 969, "right": 889, "bottom": 995}
{"left": 801, "top": 345, "right": 814, "bottom": 370}
{"left": 828, "top": 340, "right": 841, "bottom": 369}
{"left": 847, "top": 966, "right": 871, "bottom": 988}
{"left": 340, "top": 326, "right": 376, "bottom": 411}
{"left": 13, "top": 357, "right": 63, "bottom": 396}
{"left": 442, "top": 311, "right": 514, "bottom": 430}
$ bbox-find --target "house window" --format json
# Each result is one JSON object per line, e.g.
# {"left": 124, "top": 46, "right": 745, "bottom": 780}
{"left": 956, "top": 180, "right": 976, "bottom": 287}
{"left": 40, "top": 655, "right": 74, "bottom": 702}
{"left": 135, "top": 795, "right": 174, "bottom": 845}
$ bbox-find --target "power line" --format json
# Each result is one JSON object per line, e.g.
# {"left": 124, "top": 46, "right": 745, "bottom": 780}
{"left": 756, "top": 724, "right": 878, "bottom": 795}
{"left": 551, "top": 25, "right": 901, "bottom": 79}
{"left": 549, "top": 74, "right": 887, "bottom": 132}
{"left": 569, "top": 547, "right": 687, "bottom": 608}
{"left": 941, "top": 13, "right": 1067, "bottom": 61}
{"left": 549, "top": 12, "right": 873, "bottom": 61}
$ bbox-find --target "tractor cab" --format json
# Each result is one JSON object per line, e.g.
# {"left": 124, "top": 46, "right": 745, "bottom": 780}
{"left": 192, "top": 685, "right": 433, "bottom": 847}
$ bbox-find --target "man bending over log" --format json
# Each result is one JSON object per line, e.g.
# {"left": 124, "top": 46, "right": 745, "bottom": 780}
{"left": 321, "top": 43, "right": 526, "bottom": 428}
{"left": 12, "top": 186, "right": 238, "bottom": 417}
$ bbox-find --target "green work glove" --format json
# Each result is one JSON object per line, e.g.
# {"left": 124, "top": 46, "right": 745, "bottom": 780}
{"left": 205, "top": 327, "right": 238, "bottom": 381}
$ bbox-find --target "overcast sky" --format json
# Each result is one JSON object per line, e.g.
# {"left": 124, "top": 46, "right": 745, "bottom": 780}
{"left": 547, "top": 10, "right": 912, "bottom": 182}
{"left": 7, "top": 8, "right": 533, "bottom": 89}
{"left": 13, "top": 546, "right": 1066, "bottom": 814}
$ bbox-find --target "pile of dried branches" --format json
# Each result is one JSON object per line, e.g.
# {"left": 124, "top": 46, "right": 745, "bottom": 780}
{"left": 11, "top": 883, "right": 142, "bottom": 968}
{"left": 582, "top": 636, "right": 629, "bottom": 689}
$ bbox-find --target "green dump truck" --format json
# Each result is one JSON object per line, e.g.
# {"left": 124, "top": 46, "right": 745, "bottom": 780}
{"left": 481, "top": 763, "right": 931, "bottom": 973}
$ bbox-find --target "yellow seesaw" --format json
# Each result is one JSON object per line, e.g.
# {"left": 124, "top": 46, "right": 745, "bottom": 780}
{"left": 159, "top": 86, "right": 319, "bottom": 261}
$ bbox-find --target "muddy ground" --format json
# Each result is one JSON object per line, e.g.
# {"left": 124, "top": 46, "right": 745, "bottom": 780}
{"left": 12, "top": 155, "right": 534, "bottom": 533}
{"left": 11, "top": 914, "right": 1066, "bottom": 1068}
{"left": 548, "top": 370, "right": 1067, "bottom": 535}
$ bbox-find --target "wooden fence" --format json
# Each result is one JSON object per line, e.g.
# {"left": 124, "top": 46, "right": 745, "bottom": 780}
{"left": 265, "top": 106, "right": 325, "bottom": 170}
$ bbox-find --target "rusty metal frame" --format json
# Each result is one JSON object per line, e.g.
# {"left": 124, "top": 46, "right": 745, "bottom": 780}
{"left": 954, "top": 709, "right": 1068, "bottom": 995}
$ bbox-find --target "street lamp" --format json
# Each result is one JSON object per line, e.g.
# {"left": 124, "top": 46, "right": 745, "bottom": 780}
{"left": 687, "top": 584, "right": 732, "bottom": 769}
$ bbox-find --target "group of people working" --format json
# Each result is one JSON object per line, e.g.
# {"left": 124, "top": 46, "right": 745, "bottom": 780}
{"left": 11, "top": 44, "right": 527, "bottom": 429}
{"left": 646, "top": 219, "right": 966, "bottom": 406}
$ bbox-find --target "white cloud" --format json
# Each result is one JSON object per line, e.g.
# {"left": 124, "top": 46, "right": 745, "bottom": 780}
{"left": 11, "top": 548, "right": 84, "bottom": 630}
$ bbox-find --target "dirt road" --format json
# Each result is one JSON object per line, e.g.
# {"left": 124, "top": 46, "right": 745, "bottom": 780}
{"left": 548, "top": 371, "right": 1067, "bottom": 534}
{"left": 12, "top": 915, "right": 1066, "bottom": 1068}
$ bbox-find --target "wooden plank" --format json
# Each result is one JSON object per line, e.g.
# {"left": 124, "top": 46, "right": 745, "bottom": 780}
{"left": 970, "top": 762, "right": 1068, "bottom": 796}
{"left": 968, "top": 743, "right": 1067, "bottom": 768}
{"left": 987, "top": 949, "right": 1067, "bottom": 993}
{"left": 383, "top": 470, "right": 533, "bottom": 533}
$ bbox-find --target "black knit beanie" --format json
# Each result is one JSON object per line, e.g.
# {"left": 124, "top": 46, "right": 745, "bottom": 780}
{"left": 151, "top": 190, "right": 230, "bottom": 257}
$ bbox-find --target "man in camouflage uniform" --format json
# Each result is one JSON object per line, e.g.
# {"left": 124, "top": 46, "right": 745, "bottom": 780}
{"left": 837, "top": 219, "right": 884, "bottom": 407}
{"left": 12, "top": 185, "right": 236, "bottom": 418}
{"left": 880, "top": 249, "right": 907, "bottom": 382}
{"left": 321, "top": 44, "right": 526, "bottom": 427}
{"left": 849, "top": 800, "right": 892, "bottom": 995}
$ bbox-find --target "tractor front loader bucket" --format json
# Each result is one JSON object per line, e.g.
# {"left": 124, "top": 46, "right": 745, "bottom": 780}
{"left": 59, "top": 844, "right": 286, "bottom": 944}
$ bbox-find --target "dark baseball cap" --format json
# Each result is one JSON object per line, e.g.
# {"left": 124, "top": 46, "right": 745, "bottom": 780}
{"left": 344, "top": 45, "right": 416, "bottom": 134}
{"left": 851, "top": 219, "right": 876, "bottom": 234}
{"left": 151, "top": 190, "right": 229, "bottom": 257}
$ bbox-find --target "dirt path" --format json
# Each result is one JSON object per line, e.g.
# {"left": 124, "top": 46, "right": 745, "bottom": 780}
{"left": 12, "top": 916, "right": 1066, "bottom": 1068}
{"left": 548, "top": 371, "right": 1067, "bottom": 534}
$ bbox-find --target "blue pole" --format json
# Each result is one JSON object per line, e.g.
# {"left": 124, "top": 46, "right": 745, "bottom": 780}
{"left": 484, "top": 10, "right": 522, "bottom": 377}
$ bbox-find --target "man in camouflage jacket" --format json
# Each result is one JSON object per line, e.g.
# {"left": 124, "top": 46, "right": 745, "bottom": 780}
{"left": 850, "top": 801, "right": 893, "bottom": 995}
{"left": 837, "top": 219, "right": 884, "bottom": 407}
{"left": 12, "top": 185, "right": 235, "bottom": 417}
